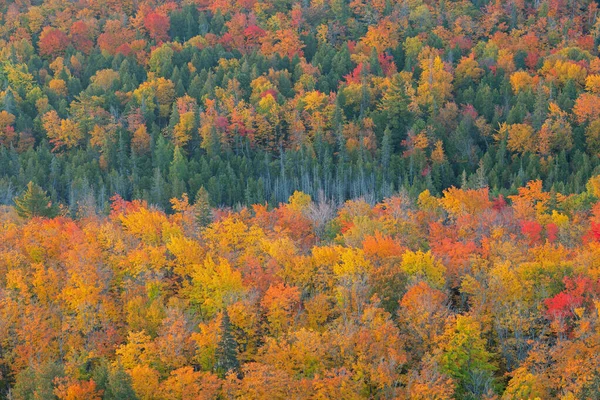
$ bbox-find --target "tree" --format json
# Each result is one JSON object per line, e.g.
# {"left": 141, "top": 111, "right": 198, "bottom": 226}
{"left": 504, "top": 123, "right": 537, "bottom": 154}
{"left": 103, "top": 366, "right": 137, "bottom": 400}
{"left": 417, "top": 54, "right": 453, "bottom": 113}
{"left": 14, "top": 182, "right": 58, "bottom": 218}
{"left": 144, "top": 12, "right": 170, "bottom": 43}
{"left": 439, "top": 315, "right": 497, "bottom": 398}
{"left": 215, "top": 310, "right": 239, "bottom": 377}
{"left": 42, "top": 111, "right": 84, "bottom": 151}
{"left": 38, "top": 27, "right": 70, "bottom": 58}
{"left": 194, "top": 186, "right": 212, "bottom": 227}
{"left": 400, "top": 250, "right": 446, "bottom": 289}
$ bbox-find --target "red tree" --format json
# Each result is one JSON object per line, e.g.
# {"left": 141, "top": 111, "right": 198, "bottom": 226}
{"left": 144, "top": 12, "right": 170, "bottom": 43}
{"left": 39, "top": 27, "right": 70, "bottom": 58}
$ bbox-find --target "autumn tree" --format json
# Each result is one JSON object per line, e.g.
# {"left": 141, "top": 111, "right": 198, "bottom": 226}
{"left": 439, "top": 315, "right": 497, "bottom": 398}
{"left": 38, "top": 27, "right": 70, "bottom": 58}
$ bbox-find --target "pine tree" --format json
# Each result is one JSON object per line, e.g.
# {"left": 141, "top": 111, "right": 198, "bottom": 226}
{"left": 194, "top": 186, "right": 212, "bottom": 227}
{"left": 215, "top": 310, "right": 239, "bottom": 378}
{"left": 105, "top": 366, "right": 137, "bottom": 400}
{"left": 14, "top": 182, "right": 58, "bottom": 218}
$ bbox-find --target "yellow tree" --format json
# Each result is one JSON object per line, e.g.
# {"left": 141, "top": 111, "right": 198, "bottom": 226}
{"left": 42, "top": 111, "right": 83, "bottom": 151}
{"left": 417, "top": 55, "right": 453, "bottom": 113}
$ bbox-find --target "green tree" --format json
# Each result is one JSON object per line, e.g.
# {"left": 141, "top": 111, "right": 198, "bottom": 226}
{"left": 214, "top": 310, "right": 239, "bottom": 378}
{"left": 440, "top": 315, "right": 497, "bottom": 399}
{"left": 194, "top": 186, "right": 212, "bottom": 228}
{"left": 14, "top": 182, "right": 58, "bottom": 218}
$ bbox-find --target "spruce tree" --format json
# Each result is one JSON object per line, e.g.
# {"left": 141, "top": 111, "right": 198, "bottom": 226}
{"left": 14, "top": 182, "right": 58, "bottom": 218}
{"left": 194, "top": 186, "right": 212, "bottom": 227}
{"left": 215, "top": 310, "right": 239, "bottom": 377}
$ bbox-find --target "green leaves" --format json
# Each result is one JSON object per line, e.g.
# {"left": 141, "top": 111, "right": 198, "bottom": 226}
{"left": 14, "top": 181, "right": 58, "bottom": 219}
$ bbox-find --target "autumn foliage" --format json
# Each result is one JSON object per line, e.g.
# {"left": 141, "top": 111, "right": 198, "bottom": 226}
{"left": 0, "top": 180, "right": 600, "bottom": 398}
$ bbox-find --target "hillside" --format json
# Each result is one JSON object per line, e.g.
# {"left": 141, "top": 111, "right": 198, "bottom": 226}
{"left": 0, "top": 0, "right": 600, "bottom": 210}
{"left": 2, "top": 0, "right": 600, "bottom": 398}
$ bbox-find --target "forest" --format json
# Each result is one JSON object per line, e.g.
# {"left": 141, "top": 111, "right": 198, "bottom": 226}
{"left": 2, "top": 181, "right": 600, "bottom": 398}
{"left": 0, "top": 0, "right": 600, "bottom": 211}
{"left": 1, "top": 0, "right": 600, "bottom": 398}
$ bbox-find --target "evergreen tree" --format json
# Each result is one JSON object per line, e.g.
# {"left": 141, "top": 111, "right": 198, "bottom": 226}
{"left": 14, "top": 181, "right": 58, "bottom": 218}
{"left": 104, "top": 366, "right": 137, "bottom": 400}
{"left": 215, "top": 310, "right": 240, "bottom": 378}
{"left": 194, "top": 186, "right": 212, "bottom": 228}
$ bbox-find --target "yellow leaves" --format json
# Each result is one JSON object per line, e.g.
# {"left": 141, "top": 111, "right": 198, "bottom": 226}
{"left": 510, "top": 71, "right": 535, "bottom": 94}
{"left": 120, "top": 245, "right": 168, "bottom": 277}
{"left": 42, "top": 110, "right": 83, "bottom": 151}
{"left": 418, "top": 189, "right": 440, "bottom": 212}
{"left": 585, "top": 120, "right": 600, "bottom": 155}
{"left": 26, "top": 6, "right": 45, "bottom": 34}
{"left": 90, "top": 69, "right": 120, "bottom": 91}
{"left": 132, "top": 125, "right": 151, "bottom": 154}
{"left": 311, "top": 245, "right": 341, "bottom": 267}
{"left": 187, "top": 255, "right": 244, "bottom": 317}
{"left": 400, "top": 250, "right": 446, "bottom": 288}
{"left": 539, "top": 104, "right": 573, "bottom": 155}
{"left": 119, "top": 206, "right": 173, "bottom": 245}
{"left": 455, "top": 55, "right": 483, "bottom": 85}
{"left": 587, "top": 175, "right": 600, "bottom": 197}
{"left": 257, "top": 92, "right": 278, "bottom": 116}
{"left": 218, "top": 57, "right": 240, "bottom": 71}
{"left": 202, "top": 216, "right": 266, "bottom": 260}
{"left": 133, "top": 77, "right": 175, "bottom": 118}
{"left": 304, "top": 293, "right": 333, "bottom": 331}
{"left": 506, "top": 123, "right": 537, "bottom": 154}
{"left": 540, "top": 58, "right": 587, "bottom": 87}
{"left": 497, "top": 49, "right": 515, "bottom": 73}
{"left": 287, "top": 191, "right": 311, "bottom": 213}
{"left": 261, "top": 237, "right": 298, "bottom": 269}
{"left": 550, "top": 210, "right": 569, "bottom": 228}
{"left": 3, "top": 62, "right": 35, "bottom": 92}
{"left": 439, "top": 186, "right": 492, "bottom": 218}
{"left": 501, "top": 366, "right": 549, "bottom": 400}
{"left": 250, "top": 76, "right": 276, "bottom": 103}
{"left": 403, "top": 37, "right": 423, "bottom": 61}
{"left": 548, "top": 101, "right": 565, "bottom": 118}
{"left": 48, "top": 78, "right": 67, "bottom": 96}
{"left": 585, "top": 74, "right": 600, "bottom": 94}
{"left": 414, "top": 132, "right": 429, "bottom": 150}
{"left": 417, "top": 55, "right": 453, "bottom": 111}
{"left": 303, "top": 90, "right": 328, "bottom": 112}
{"left": 360, "top": 18, "right": 400, "bottom": 54}
{"left": 333, "top": 248, "right": 372, "bottom": 277}
{"left": 508, "top": 180, "right": 550, "bottom": 220}
{"left": 173, "top": 111, "right": 196, "bottom": 147}
{"left": 116, "top": 330, "right": 157, "bottom": 369}
{"left": 0, "top": 110, "right": 15, "bottom": 128}
{"left": 191, "top": 316, "right": 220, "bottom": 371}
{"left": 430, "top": 140, "right": 446, "bottom": 164}
{"left": 129, "top": 365, "right": 161, "bottom": 400}
{"left": 167, "top": 235, "right": 204, "bottom": 276}
{"left": 125, "top": 296, "right": 165, "bottom": 337}
{"left": 89, "top": 124, "right": 117, "bottom": 151}
{"left": 316, "top": 24, "right": 328, "bottom": 43}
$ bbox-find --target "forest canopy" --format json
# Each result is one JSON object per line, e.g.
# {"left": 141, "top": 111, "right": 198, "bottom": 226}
{"left": 0, "top": 0, "right": 600, "bottom": 211}
{"left": 1, "top": 182, "right": 600, "bottom": 398}
{"left": 3, "top": 0, "right": 600, "bottom": 398}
